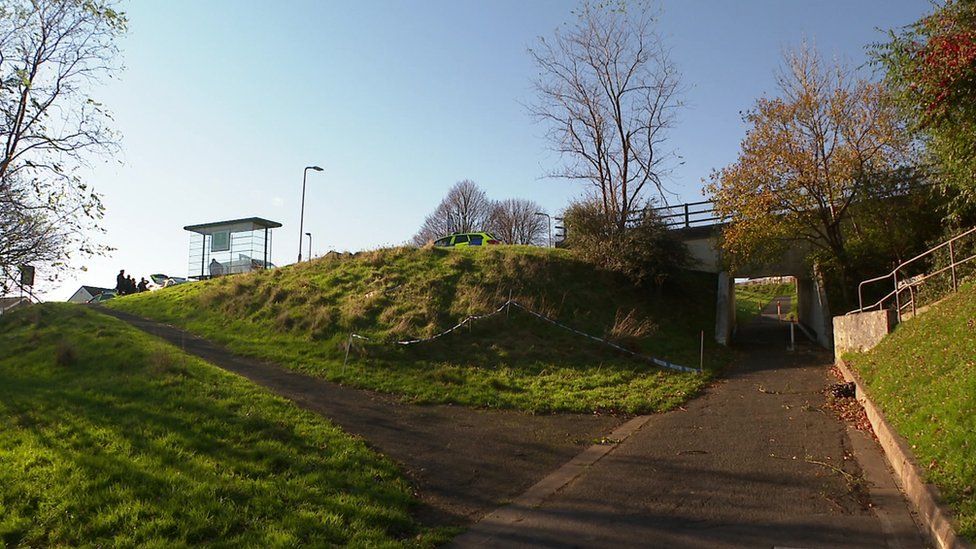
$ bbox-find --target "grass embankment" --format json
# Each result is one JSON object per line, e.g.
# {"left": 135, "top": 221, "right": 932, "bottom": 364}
{"left": 845, "top": 283, "right": 976, "bottom": 540}
{"left": 109, "top": 246, "right": 728, "bottom": 414}
{"left": 0, "top": 304, "right": 447, "bottom": 547}
{"left": 735, "top": 281, "right": 798, "bottom": 325}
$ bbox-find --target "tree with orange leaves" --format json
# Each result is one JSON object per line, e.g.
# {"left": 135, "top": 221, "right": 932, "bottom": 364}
{"left": 707, "top": 45, "right": 915, "bottom": 289}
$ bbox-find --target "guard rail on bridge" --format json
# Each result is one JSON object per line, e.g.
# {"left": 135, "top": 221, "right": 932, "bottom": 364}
{"left": 646, "top": 200, "right": 725, "bottom": 229}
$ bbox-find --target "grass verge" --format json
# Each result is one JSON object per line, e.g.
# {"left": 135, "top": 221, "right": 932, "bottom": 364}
{"left": 845, "top": 283, "right": 976, "bottom": 541}
{"left": 735, "top": 281, "right": 798, "bottom": 325}
{"left": 108, "top": 246, "right": 730, "bottom": 414}
{"left": 0, "top": 304, "right": 450, "bottom": 547}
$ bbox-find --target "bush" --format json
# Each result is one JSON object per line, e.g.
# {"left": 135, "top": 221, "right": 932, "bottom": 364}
{"left": 563, "top": 200, "right": 689, "bottom": 287}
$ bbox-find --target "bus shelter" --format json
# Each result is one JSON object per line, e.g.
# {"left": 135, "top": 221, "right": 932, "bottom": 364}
{"left": 184, "top": 217, "right": 281, "bottom": 279}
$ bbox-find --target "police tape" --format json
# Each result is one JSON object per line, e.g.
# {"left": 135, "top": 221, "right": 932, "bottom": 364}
{"left": 347, "top": 299, "right": 701, "bottom": 374}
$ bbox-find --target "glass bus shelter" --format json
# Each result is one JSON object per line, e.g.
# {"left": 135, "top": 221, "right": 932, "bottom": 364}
{"left": 184, "top": 217, "right": 282, "bottom": 279}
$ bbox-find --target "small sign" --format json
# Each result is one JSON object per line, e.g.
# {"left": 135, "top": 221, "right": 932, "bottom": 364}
{"left": 211, "top": 230, "right": 230, "bottom": 252}
{"left": 18, "top": 265, "right": 34, "bottom": 287}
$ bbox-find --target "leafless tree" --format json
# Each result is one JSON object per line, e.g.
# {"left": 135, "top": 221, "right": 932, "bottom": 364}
{"left": 489, "top": 198, "right": 548, "bottom": 245}
{"left": 412, "top": 180, "right": 494, "bottom": 245}
{"left": 0, "top": 0, "right": 126, "bottom": 293}
{"left": 528, "top": 0, "right": 682, "bottom": 234}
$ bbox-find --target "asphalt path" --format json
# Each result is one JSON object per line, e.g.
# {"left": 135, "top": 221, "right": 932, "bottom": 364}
{"left": 94, "top": 306, "right": 622, "bottom": 527}
{"left": 456, "top": 296, "right": 926, "bottom": 548}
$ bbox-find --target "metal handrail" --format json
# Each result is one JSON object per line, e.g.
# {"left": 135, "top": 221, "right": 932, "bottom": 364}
{"left": 651, "top": 179, "right": 933, "bottom": 232}
{"left": 645, "top": 200, "right": 726, "bottom": 229}
{"left": 853, "top": 225, "right": 976, "bottom": 319}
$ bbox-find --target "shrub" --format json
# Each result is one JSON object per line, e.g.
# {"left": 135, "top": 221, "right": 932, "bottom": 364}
{"left": 563, "top": 199, "right": 689, "bottom": 287}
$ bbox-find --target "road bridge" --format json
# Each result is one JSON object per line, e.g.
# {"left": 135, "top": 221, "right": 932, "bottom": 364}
{"left": 650, "top": 201, "right": 833, "bottom": 348}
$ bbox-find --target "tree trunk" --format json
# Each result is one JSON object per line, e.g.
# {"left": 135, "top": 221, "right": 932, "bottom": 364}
{"left": 825, "top": 224, "right": 854, "bottom": 308}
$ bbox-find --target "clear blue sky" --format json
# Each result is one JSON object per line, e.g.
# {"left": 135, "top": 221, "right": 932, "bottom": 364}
{"left": 50, "top": 0, "right": 932, "bottom": 299}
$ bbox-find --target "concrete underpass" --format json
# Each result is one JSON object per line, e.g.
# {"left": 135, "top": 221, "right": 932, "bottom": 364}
{"left": 673, "top": 224, "right": 833, "bottom": 349}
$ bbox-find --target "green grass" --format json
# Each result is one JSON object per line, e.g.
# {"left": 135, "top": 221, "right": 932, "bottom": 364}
{"left": 0, "top": 304, "right": 450, "bottom": 547}
{"left": 108, "top": 246, "right": 729, "bottom": 414}
{"left": 735, "top": 281, "right": 798, "bottom": 325}
{"left": 845, "top": 283, "right": 976, "bottom": 541}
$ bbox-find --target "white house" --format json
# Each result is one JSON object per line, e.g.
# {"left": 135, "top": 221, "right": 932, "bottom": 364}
{"left": 67, "top": 285, "right": 112, "bottom": 304}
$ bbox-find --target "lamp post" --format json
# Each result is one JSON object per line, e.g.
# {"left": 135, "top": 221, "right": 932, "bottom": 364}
{"left": 305, "top": 232, "right": 312, "bottom": 261}
{"left": 534, "top": 212, "right": 552, "bottom": 248}
{"left": 297, "top": 165, "right": 323, "bottom": 262}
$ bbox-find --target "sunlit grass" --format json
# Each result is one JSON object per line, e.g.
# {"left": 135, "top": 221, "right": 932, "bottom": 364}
{"left": 108, "top": 246, "right": 729, "bottom": 414}
{"left": 0, "top": 304, "right": 451, "bottom": 547}
{"left": 846, "top": 283, "right": 976, "bottom": 540}
{"left": 735, "top": 281, "right": 798, "bottom": 325}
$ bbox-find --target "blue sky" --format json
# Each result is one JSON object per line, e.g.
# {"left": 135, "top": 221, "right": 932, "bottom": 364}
{"left": 50, "top": 0, "right": 932, "bottom": 299}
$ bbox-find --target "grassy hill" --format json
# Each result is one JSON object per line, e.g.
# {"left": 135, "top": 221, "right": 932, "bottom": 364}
{"left": 844, "top": 283, "right": 976, "bottom": 540}
{"left": 0, "top": 304, "right": 447, "bottom": 546}
{"left": 108, "top": 246, "right": 728, "bottom": 413}
{"left": 735, "top": 281, "right": 798, "bottom": 325}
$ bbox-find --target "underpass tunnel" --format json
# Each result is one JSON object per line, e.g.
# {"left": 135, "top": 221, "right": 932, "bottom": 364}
{"left": 731, "top": 276, "right": 799, "bottom": 347}
{"left": 716, "top": 272, "right": 834, "bottom": 349}
{"left": 672, "top": 224, "right": 834, "bottom": 350}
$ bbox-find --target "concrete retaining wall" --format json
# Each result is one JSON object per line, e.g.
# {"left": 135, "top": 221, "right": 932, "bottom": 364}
{"left": 832, "top": 309, "right": 897, "bottom": 361}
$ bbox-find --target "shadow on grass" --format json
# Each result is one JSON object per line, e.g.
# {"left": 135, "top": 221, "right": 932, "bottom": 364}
{"left": 0, "top": 305, "right": 434, "bottom": 547}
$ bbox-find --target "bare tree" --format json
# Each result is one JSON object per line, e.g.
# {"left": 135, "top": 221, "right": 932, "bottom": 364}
{"left": 0, "top": 0, "right": 126, "bottom": 293}
{"left": 489, "top": 198, "right": 547, "bottom": 245}
{"left": 413, "top": 180, "right": 494, "bottom": 244}
{"left": 528, "top": 0, "right": 681, "bottom": 233}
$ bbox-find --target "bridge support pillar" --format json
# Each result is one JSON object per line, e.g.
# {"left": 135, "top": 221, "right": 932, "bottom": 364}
{"left": 796, "top": 266, "right": 833, "bottom": 349}
{"left": 715, "top": 271, "right": 735, "bottom": 345}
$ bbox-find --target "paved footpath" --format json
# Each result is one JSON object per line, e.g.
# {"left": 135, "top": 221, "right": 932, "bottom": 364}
{"left": 455, "top": 297, "right": 927, "bottom": 548}
{"left": 94, "top": 307, "right": 621, "bottom": 527}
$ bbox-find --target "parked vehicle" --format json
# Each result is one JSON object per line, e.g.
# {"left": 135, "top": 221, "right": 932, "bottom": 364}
{"left": 433, "top": 232, "right": 503, "bottom": 247}
{"left": 86, "top": 290, "right": 117, "bottom": 303}
{"left": 150, "top": 273, "right": 189, "bottom": 288}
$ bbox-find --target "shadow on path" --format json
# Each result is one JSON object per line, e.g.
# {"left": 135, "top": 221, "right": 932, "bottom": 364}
{"left": 94, "top": 307, "right": 622, "bottom": 527}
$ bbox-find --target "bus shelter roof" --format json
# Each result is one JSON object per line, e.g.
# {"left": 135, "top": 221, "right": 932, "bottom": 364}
{"left": 183, "top": 217, "right": 282, "bottom": 236}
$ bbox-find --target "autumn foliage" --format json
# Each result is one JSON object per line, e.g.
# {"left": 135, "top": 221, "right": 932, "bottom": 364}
{"left": 876, "top": 0, "right": 976, "bottom": 212}
{"left": 707, "top": 45, "right": 914, "bottom": 283}
{"left": 905, "top": 3, "right": 976, "bottom": 123}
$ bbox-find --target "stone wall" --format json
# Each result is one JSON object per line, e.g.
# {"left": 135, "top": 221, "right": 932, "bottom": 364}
{"left": 832, "top": 309, "right": 898, "bottom": 361}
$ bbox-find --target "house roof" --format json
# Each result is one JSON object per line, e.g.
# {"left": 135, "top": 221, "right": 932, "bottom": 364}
{"left": 183, "top": 217, "right": 282, "bottom": 235}
{"left": 67, "top": 285, "right": 113, "bottom": 303}
{"left": 81, "top": 285, "right": 112, "bottom": 295}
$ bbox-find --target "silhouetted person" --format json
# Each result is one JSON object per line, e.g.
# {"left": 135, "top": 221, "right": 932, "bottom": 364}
{"left": 116, "top": 269, "right": 126, "bottom": 294}
{"left": 137, "top": 278, "right": 149, "bottom": 293}
{"left": 209, "top": 258, "right": 224, "bottom": 277}
{"left": 126, "top": 275, "right": 137, "bottom": 295}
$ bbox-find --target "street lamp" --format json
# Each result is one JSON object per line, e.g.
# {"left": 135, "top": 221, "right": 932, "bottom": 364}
{"left": 305, "top": 232, "right": 312, "bottom": 261}
{"left": 534, "top": 212, "right": 552, "bottom": 248}
{"left": 297, "top": 165, "right": 323, "bottom": 262}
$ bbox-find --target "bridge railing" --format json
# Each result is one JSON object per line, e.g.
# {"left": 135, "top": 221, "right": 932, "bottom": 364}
{"left": 645, "top": 200, "right": 725, "bottom": 229}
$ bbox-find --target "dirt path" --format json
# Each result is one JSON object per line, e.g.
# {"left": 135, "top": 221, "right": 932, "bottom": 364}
{"left": 95, "top": 307, "right": 622, "bottom": 526}
{"left": 455, "top": 297, "right": 926, "bottom": 548}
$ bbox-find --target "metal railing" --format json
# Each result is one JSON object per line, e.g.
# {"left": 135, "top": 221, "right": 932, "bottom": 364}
{"left": 646, "top": 200, "right": 725, "bottom": 229}
{"left": 853, "top": 225, "right": 976, "bottom": 320}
